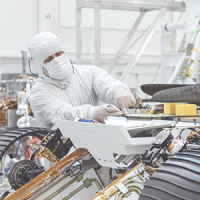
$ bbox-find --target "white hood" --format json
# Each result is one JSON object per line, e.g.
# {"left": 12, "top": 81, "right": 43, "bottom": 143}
{"left": 27, "top": 32, "right": 73, "bottom": 89}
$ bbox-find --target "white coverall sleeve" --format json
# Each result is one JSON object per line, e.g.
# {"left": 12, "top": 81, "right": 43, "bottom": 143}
{"left": 29, "top": 88, "right": 97, "bottom": 126}
{"left": 90, "top": 66, "right": 130, "bottom": 104}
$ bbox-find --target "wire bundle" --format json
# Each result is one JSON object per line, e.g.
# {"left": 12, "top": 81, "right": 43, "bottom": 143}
{"left": 114, "top": 174, "right": 146, "bottom": 200}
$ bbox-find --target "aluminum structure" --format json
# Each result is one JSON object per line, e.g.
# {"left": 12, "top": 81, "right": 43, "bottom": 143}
{"left": 161, "top": 22, "right": 186, "bottom": 84}
{"left": 76, "top": 0, "right": 185, "bottom": 82}
{"left": 55, "top": 119, "right": 175, "bottom": 168}
{"left": 161, "top": 0, "right": 200, "bottom": 84}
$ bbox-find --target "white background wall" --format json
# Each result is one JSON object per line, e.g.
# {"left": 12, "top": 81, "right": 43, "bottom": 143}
{"left": 0, "top": 0, "right": 185, "bottom": 98}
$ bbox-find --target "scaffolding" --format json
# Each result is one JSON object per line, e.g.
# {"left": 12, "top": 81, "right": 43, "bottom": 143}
{"left": 76, "top": 0, "right": 185, "bottom": 82}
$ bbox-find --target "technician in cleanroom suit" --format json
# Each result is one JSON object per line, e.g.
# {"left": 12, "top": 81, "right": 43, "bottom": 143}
{"left": 27, "top": 32, "right": 136, "bottom": 128}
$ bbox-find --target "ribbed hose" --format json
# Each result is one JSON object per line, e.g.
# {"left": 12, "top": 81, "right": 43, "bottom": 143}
{"left": 0, "top": 127, "right": 49, "bottom": 162}
{"left": 139, "top": 150, "right": 200, "bottom": 200}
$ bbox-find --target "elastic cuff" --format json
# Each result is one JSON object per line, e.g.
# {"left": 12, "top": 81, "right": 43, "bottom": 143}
{"left": 88, "top": 106, "right": 99, "bottom": 119}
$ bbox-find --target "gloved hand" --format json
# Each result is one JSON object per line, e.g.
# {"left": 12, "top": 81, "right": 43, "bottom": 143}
{"left": 94, "top": 104, "right": 123, "bottom": 122}
{"left": 114, "top": 88, "right": 136, "bottom": 114}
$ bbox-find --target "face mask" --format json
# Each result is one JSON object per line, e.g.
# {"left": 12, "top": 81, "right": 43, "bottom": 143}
{"left": 42, "top": 53, "right": 73, "bottom": 82}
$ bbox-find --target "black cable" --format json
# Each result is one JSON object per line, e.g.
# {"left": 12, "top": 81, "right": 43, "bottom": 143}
{"left": 0, "top": 190, "right": 10, "bottom": 200}
{"left": 8, "top": 153, "right": 15, "bottom": 159}
{"left": 188, "top": 128, "right": 196, "bottom": 132}
{"left": 30, "top": 149, "right": 39, "bottom": 161}
{"left": 179, "top": 129, "right": 186, "bottom": 136}
{"left": 29, "top": 59, "right": 38, "bottom": 77}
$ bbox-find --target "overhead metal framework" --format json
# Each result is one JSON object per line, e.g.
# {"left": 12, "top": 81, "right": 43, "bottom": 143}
{"left": 76, "top": 0, "right": 186, "bottom": 82}
{"left": 77, "top": 0, "right": 185, "bottom": 12}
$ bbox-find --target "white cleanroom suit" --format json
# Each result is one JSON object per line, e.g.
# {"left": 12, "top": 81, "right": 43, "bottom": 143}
{"left": 27, "top": 32, "right": 135, "bottom": 128}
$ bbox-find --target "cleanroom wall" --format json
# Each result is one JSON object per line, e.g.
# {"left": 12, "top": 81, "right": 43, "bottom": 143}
{"left": 0, "top": 0, "right": 185, "bottom": 98}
